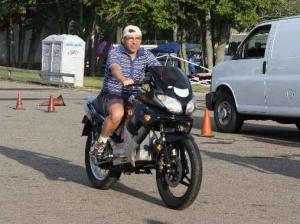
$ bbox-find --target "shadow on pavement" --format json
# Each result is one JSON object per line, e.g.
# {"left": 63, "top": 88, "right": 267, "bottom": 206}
{"left": 202, "top": 149, "right": 300, "bottom": 179}
{"left": 193, "top": 114, "right": 300, "bottom": 148}
{"left": 0, "top": 145, "right": 166, "bottom": 206}
{"left": 240, "top": 123, "right": 300, "bottom": 148}
{"left": 112, "top": 182, "right": 164, "bottom": 207}
{"left": 144, "top": 219, "right": 169, "bottom": 224}
{"left": 0, "top": 145, "right": 90, "bottom": 186}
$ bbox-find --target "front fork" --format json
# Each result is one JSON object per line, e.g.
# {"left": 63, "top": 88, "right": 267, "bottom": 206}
{"left": 155, "top": 132, "right": 189, "bottom": 178}
{"left": 155, "top": 131, "right": 173, "bottom": 174}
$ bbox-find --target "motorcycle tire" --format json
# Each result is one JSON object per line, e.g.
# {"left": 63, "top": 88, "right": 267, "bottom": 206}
{"left": 156, "top": 138, "right": 202, "bottom": 210}
{"left": 85, "top": 132, "right": 121, "bottom": 189}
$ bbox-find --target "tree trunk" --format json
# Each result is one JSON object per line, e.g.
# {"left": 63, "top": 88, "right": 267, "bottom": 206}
{"left": 88, "top": 16, "right": 101, "bottom": 76}
{"left": 17, "top": 21, "right": 25, "bottom": 67}
{"left": 6, "top": 29, "right": 11, "bottom": 66}
{"left": 173, "top": 24, "right": 178, "bottom": 41}
{"left": 56, "top": 0, "right": 67, "bottom": 33}
{"left": 88, "top": 30, "right": 96, "bottom": 76}
{"left": 179, "top": 28, "right": 189, "bottom": 74}
{"left": 83, "top": 6, "right": 95, "bottom": 41}
{"left": 215, "top": 42, "right": 226, "bottom": 64}
{"left": 200, "top": 20, "right": 207, "bottom": 71}
{"left": 83, "top": 6, "right": 96, "bottom": 76}
{"left": 215, "top": 23, "right": 230, "bottom": 65}
{"left": 85, "top": 37, "right": 91, "bottom": 76}
{"left": 9, "top": 18, "right": 16, "bottom": 67}
{"left": 27, "top": 28, "right": 42, "bottom": 69}
{"left": 205, "top": 12, "right": 214, "bottom": 70}
{"left": 116, "top": 26, "right": 122, "bottom": 43}
{"left": 79, "top": 0, "right": 83, "bottom": 36}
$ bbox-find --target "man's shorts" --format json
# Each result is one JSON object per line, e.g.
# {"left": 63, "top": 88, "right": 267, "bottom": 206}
{"left": 92, "top": 90, "right": 131, "bottom": 116}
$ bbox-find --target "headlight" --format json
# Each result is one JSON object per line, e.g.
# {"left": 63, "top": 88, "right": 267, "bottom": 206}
{"left": 157, "top": 94, "right": 182, "bottom": 114}
{"left": 186, "top": 98, "right": 196, "bottom": 114}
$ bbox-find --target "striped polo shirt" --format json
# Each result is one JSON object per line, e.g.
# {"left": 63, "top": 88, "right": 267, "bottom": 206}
{"left": 102, "top": 44, "right": 160, "bottom": 95}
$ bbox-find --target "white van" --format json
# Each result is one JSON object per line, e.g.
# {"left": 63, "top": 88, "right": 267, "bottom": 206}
{"left": 206, "top": 16, "right": 300, "bottom": 132}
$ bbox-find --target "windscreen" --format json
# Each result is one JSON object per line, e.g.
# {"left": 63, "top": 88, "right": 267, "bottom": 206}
{"left": 150, "top": 66, "right": 191, "bottom": 89}
{"left": 149, "top": 66, "right": 193, "bottom": 100}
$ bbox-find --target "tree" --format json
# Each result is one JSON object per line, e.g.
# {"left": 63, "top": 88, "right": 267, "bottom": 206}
{"left": 1, "top": 0, "right": 299, "bottom": 72}
{"left": 195, "top": 0, "right": 295, "bottom": 67}
{"left": 0, "top": 0, "right": 28, "bottom": 67}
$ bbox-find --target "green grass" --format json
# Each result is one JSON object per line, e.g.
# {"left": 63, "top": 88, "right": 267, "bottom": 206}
{"left": 0, "top": 69, "right": 40, "bottom": 80}
{"left": 0, "top": 68, "right": 210, "bottom": 93}
{"left": 11, "top": 71, "right": 40, "bottom": 80}
{"left": 191, "top": 84, "right": 210, "bottom": 93}
{"left": 84, "top": 76, "right": 210, "bottom": 93}
{"left": 84, "top": 76, "right": 104, "bottom": 89}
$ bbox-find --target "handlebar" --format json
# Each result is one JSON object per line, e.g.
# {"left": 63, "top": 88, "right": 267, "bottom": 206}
{"left": 125, "top": 81, "right": 146, "bottom": 87}
{"left": 123, "top": 70, "right": 152, "bottom": 87}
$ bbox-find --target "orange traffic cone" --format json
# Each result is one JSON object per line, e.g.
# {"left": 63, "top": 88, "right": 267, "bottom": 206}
{"left": 48, "top": 95, "right": 55, "bottom": 112}
{"left": 37, "top": 95, "right": 65, "bottom": 106}
{"left": 54, "top": 95, "right": 65, "bottom": 106}
{"left": 201, "top": 108, "right": 213, "bottom": 137}
{"left": 15, "top": 92, "right": 24, "bottom": 110}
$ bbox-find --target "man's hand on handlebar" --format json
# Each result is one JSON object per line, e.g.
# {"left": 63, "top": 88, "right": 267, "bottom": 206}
{"left": 122, "top": 79, "right": 134, "bottom": 86}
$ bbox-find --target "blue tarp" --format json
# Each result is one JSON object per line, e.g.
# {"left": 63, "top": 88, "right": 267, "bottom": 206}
{"left": 151, "top": 41, "right": 180, "bottom": 53}
{"left": 151, "top": 42, "right": 201, "bottom": 54}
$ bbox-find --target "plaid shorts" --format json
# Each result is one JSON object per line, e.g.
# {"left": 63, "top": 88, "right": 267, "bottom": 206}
{"left": 92, "top": 90, "right": 131, "bottom": 116}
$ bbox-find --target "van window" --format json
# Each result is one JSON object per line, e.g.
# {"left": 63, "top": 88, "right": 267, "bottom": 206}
{"left": 236, "top": 25, "right": 271, "bottom": 59}
{"left": 272, "top": 19, "right": 300, "bottom": 59}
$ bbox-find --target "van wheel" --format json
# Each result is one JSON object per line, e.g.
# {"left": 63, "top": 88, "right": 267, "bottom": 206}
{"left": 214, "top": 92, "right": 243, "bottom": 133}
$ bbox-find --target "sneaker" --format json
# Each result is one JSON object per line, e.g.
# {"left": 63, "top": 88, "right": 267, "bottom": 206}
{"left": 92, "top": 140, "right": 106, "bottom": 157}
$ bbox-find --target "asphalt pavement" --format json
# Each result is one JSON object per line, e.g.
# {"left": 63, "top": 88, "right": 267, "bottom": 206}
{"left": 0, "top": 80, "right": 299, "bottom": 224}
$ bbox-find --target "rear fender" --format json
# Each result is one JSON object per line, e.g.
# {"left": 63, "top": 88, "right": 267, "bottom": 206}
{"left": 82, "top": 115, "right": 93, "bottom": 136}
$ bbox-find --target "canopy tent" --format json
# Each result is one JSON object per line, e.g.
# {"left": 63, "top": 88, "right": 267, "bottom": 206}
{"left": 151, "top": 41, "right": 180, "bottom": 54}
{"left": 151, "top": 41, "right": 211, "bottom": 84}
{"left": 151, "top": 42, "right": 201, "bottom": 54}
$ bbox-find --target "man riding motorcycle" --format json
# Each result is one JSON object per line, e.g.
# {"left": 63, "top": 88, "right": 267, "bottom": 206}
{"left": 92, "top": 25, "right": 161, "bottom": 156}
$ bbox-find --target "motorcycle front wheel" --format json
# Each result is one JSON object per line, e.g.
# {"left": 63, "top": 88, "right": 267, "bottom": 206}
{"left": 85, "top": 131, "right": 121, "bottom": 189}
{"left": 156, "top": 138, "right": 202, "bottom": 210}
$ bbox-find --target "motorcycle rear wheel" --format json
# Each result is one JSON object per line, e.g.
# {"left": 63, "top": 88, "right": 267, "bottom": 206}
{"left": 85, "top": 131, "right": 121, "bottom": 189}
{"left": 156, "top": 138, "right": 202, "bottom": 210}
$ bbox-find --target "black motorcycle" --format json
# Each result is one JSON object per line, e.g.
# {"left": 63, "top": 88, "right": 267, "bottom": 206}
{"left": 82, "top": 66, "right": 202, "bottom": 210}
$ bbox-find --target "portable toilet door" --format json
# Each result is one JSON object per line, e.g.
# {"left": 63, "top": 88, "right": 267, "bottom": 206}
{"left": 42, "top": 36, "right": 55, "bottom": 72}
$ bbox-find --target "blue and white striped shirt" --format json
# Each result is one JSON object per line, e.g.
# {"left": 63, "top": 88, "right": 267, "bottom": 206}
{"left": 102, "top": 44, "right": 160, "bottom": 95}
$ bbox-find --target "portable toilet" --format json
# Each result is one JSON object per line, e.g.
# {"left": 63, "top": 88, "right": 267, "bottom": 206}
{"left": 42, "top": 35, "right": 85, "bottom": 87}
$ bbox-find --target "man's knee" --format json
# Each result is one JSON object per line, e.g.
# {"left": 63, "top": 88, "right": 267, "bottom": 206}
{"left": 109, "top": 106, "right": 124, "bottom": 123}
{"left": 111, "top": 110, "right": 124, "bottom": 122}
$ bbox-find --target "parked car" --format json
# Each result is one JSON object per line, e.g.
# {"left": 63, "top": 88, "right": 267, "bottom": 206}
{"left": 206, "top": 16, "right": 300, "bottom": 133}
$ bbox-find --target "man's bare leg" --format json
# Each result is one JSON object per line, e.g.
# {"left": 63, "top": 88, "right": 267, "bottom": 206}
{"left": 100, "top": 103, "right": 124, "bottom": 138}
{"left": 94, "top": 103, "right": 125, "bottom": 155}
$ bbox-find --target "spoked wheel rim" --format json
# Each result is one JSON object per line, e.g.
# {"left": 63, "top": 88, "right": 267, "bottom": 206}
{"left": 164, "top": 157, "right": 183, "bottom": 187}
{"left": 217, "top": 100, "right": 232, "bottom": 126}
{"left": 163, "top": 147, "right": 193, "bottom": 198}
{"left": 89, "top": 133, "right": 109, "bottom": 181}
